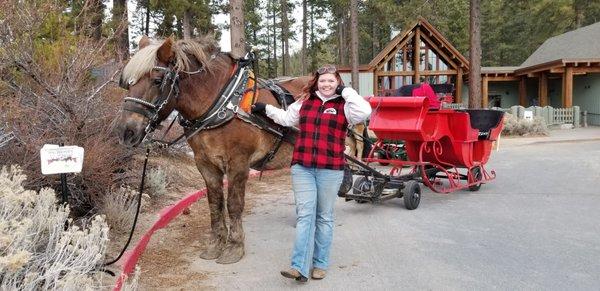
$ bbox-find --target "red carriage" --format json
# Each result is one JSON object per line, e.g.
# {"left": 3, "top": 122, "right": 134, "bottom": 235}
{"left": 340, "top": 84, "right": 504, "bottom": 210}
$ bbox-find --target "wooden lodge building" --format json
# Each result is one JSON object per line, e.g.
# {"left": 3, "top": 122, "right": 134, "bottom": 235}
{"left": 338, "top": 18, "right": 600, "bottom": 125}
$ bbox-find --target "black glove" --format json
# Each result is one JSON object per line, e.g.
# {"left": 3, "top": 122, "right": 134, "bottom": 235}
{"left": 335, "top": 85, "right": 346, "bottom": 96}
{"left": 251, "top": 102, "right": 267, "bottom": 114}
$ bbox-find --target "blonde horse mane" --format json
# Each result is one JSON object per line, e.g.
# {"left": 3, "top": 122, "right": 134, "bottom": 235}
{"left": 121, "top": 36, "right": 223, "bottom": 86}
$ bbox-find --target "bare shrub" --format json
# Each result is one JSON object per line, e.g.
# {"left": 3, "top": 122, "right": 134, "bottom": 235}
{"left": 0, "top": 165, "right": 126, "bottom": 290}
{"left": 146, "top": 167, "right": 168, "bottom": 197}
{"left": 0, "top": 1, "right": 139, "bottom": 214}
{"left": 99, "top": 187, "right": 138, "bottom": 233}
{"left": 502, "top": 113, "right": 549, "bottom": 136}
{"left": 529, "top": 116, "right": 549, "bottom": 136}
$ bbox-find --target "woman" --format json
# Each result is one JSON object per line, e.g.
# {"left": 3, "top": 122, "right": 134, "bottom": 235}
{"left": 252, "top": 64, "right": 371, "bottom": 282}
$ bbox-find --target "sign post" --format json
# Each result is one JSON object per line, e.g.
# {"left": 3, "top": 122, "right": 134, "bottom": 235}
{"left": 40, "top": 144, "right": 85, "bottom": 204}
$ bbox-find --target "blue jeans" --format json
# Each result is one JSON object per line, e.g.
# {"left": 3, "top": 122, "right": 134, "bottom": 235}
{"left": 289, "top": 164, "right": 344, "bottom": 278}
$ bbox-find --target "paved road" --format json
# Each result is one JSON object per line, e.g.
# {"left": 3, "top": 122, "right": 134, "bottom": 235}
{"left": 192, "top": 128, "right": 600, "bottom": 290}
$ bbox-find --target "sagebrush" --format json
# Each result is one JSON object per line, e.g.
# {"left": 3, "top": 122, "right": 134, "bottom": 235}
{"left": 100, "top": 186, "right": 139, "bottom": 234}
{"left": 502, "top": 113, "right": 549, "bottom": 136}
{"left": 146, "top": 167, "right": 168, "bottom": 197}
{"left": 0, "top": 165, "right": 110, "bottom": 290}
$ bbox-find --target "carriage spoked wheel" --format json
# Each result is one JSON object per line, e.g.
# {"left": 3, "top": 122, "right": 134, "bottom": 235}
{"left": 352, "top": 176, "right": 372, "bottom": 203}
{"left": 419, "top": 164, "right": 442, "bottom": 191}
{"left": 375, "top": 143, "right": 402, "bottom": 166}
{"left": 421, "top": 165, "right": 438, "bottom": 184}
{"left": 468, "top": 166, "right": 483, "bottom": 191}
{"left": 402, "top": 180, "right": 421, "bottom": 210}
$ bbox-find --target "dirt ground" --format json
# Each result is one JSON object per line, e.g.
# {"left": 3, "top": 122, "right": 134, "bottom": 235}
{"left": 104, "top": 150, "right": 292, "bottom": 290}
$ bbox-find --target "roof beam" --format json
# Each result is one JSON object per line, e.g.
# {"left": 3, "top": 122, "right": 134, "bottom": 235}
{"left": 376, "top": 36, "right": 412, "bottom": 71}
{"left": 414, "top": 28, "right": 421, "bottom": 83}
{"left": 486, "top": 76, "right": 519, "bottom": 81}
{"left": 573, "top": 67, "right": 600, "bottom": 73}
{"left": 419, "top": 32, "right": 458, "bottom": 69}
{"left": 378, "top": 70, "right": 458, "bottom": 76}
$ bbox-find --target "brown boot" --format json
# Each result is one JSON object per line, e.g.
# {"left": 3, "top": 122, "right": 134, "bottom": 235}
{"left": 280, "top": 268, "right": 308, "bottom": 282}
{"left": 311, "top": 268, "right": 326, "bottom": 280}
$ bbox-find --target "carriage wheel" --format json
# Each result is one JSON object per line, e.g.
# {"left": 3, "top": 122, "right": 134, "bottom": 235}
{"left": 421, "top": 165, "right": 438, "bottom": 184}
{"left": 352, "top": 176, "right": 372, "bottom": 203}
{"left": 403, "top": 180, "right": 421, "bottom": 210}
{"left": 375, "top": 150, "right": 390, "bottom": 166}
{"left": 468, "top": 166, "right": 482, "bottom": 191}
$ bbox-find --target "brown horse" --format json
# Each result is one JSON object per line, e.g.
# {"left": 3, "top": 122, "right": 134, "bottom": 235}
{"left": 116, "top": 36, "right": 310, "bottom": 264}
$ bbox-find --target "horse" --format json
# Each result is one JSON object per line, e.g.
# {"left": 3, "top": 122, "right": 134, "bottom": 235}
{"left": 344, "top": 122, "right": 367, "bottom": 160}
{"left": 116, "top": 36, "right": 310, "bottom": 264}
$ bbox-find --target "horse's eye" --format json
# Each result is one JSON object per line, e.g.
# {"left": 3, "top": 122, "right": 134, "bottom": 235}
{"left": 152, "top": 78, "right": 162, "bottom": 86}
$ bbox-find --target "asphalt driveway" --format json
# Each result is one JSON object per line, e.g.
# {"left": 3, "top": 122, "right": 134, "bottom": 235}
{"left": 191, "top": 128, "right": 600, "bottom": 290}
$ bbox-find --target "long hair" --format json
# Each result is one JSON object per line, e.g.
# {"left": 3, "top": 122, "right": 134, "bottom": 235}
{"left": 298, "top": 64, "right": 345, "bottom": 101}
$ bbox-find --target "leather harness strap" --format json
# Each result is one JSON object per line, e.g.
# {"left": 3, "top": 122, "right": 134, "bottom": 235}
{"left": 172, "top": 55, "right": 295, "bottom": 170}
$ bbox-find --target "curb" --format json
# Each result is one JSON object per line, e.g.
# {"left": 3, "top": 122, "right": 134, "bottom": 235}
{"left": 113, "top": 169, "right": 268, "bottom": 290}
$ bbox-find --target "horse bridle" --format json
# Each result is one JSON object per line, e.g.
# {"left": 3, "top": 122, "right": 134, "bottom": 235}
{"left": 122, "top": 52, "right": 262, "bottom": 147}
{"left": 122, "top": 63, "right": 205, "bottom": 135}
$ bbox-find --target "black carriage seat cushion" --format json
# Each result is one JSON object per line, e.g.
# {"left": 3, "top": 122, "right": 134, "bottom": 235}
{"left": 398, "top": 84, "right": 420, "bottom": 96}
{"left": 464, "top": 109, "right": 504, "bottom": 132}
{"left": 430, "top": 84, "right": 454, "bottom": 94}
{"left": 396, "top": 83, "right": 454, "bottom": 96}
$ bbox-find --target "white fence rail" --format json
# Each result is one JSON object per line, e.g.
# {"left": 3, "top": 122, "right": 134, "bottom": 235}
{"left": 442, "top": 104, "right": 581, "bottom": 127}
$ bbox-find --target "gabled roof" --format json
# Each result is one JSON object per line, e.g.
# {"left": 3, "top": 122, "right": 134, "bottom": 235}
{"left": 368, "top": 17, "right": 469, "bottom": 71}
{"left": 520, "top": 21, "right": 600, "bottom": 68}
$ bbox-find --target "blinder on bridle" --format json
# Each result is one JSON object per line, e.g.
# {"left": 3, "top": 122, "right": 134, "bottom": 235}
{"left": 122, "top": 64, "right": 182, "bottom": 134}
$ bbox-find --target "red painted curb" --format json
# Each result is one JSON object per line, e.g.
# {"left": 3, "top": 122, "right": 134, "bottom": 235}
{"left": 113, "top": 170, "right": 270, "bottom": 290}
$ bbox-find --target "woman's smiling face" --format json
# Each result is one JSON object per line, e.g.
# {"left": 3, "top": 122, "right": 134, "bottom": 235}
{"left": 317, "top": 73, "right": 340, "bottom": 98}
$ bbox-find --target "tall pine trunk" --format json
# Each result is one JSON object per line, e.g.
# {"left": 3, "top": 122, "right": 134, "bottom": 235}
{"left": 372, "top": 17, "right": 379, "bottom": 59}
{"left": 350, "top": 0, "right": 359, "bottom": 91}
{"left": 468, "top": 0, "right": 482, "bottom": 108}
{"left": 113, "top": 0, "right": 129, "bottom": 60}
{"left": 280, "top": 0, "right": 290, "bottom": 76}
{"left": 266, "top": 0, "right": 272, "bottom": 77}
{"left": 183, "top": 10, "right": 192, "bottom": 39}
{"left": 310, "top": 2, "right": 317, "bottom": 72}
{"left": 230, "top": 0, "right": 246, "bottom": 58}
{"left": 338, "top": 20, "right": 345, "bottom": 66}
{"left": 272, "top": 1, "right": 278, "bottom": 76}
{"left": 90, "top": 0, "right": 103, "bottom": 41}
{"left": 301, "top": 0, "right": 307, "bottom": 75}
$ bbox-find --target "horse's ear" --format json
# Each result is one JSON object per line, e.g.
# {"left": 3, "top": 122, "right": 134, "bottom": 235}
{"left": 157, "top": 37, "right": 175, "bottom": 63}
{"left": 139, "top": 35, "right": 151, "bottom": 50}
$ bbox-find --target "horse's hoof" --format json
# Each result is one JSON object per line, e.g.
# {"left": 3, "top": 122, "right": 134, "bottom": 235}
{"left": 199, "top": 239, "right": 225, "bottom": 260}
{"left": 215, "top": 243, "right": 244, "bottom": 264}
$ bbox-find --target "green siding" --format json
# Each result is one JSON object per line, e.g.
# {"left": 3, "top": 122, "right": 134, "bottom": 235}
{"left": 548, "top": 78, "right": 562, "bottom": 108}
{"left": 488, "top": 81, "right": 519, "bottom": 107}
{"left": 573, "top": 73, "right": 600, "bottom": 125}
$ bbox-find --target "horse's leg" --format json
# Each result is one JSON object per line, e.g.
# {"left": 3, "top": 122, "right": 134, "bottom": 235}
{"left": 345, "top": 131, "right": 357, "bottom": 158}
{"left": 216, "top": 163, "right": 249, "bottom": 264}
{"left": 356, "top": 123, "right": 365, "bottom": 160}
{"left": 198, "top": 164, "right": 228, "bottom": 260}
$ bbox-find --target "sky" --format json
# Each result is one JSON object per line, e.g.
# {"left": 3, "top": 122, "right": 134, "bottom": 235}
{"left": 106, "top": 2, "right": 325, "bottom": 54}
{"left": 212, "top": 6, "right": 311, "bottom": 53}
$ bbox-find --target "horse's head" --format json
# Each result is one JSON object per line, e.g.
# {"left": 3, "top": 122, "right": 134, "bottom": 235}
{"left": 116, "top": 36, "right": 180, "bottom": 147}
{"left": 117, "top": 35, "right": 224, "bottom": 146}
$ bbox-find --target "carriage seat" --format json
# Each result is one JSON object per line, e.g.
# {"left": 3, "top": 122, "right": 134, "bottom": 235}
{"left": 463, "top": 109, "right": 504, "bottom": 140}
{"left": 395, "top": 83, "right": 441, "bottom": 109}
